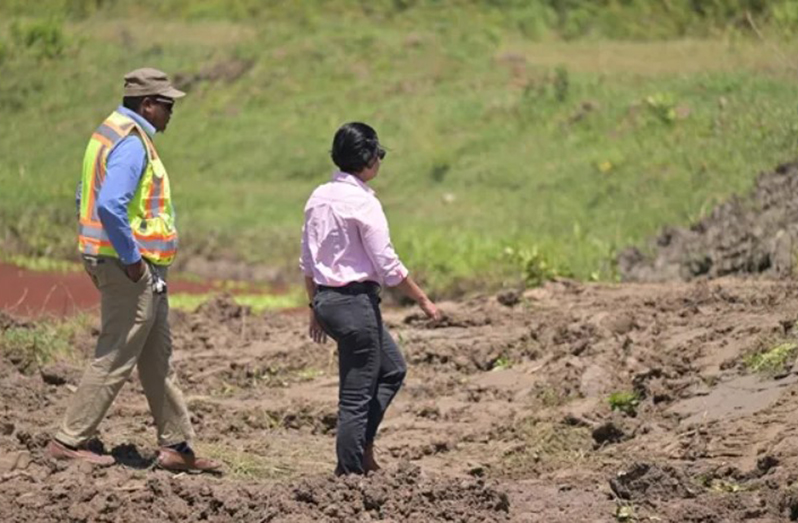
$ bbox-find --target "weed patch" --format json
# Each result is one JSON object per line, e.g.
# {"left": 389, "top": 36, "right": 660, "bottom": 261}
{"left": 501, "top": 418, "right": 593, "bottom": 476}
{"left": 744, "top": 342, "right": 798, "bottom": 376}
{"left": 169, "top": 292, "right": 303, "bottom": 313}
{"left": 198, "top": 444, "right": 291, "bottom": 480}
{"left": 608, "top": 391, "right": 640, "bottom": 416}
{"left": 0, "top": 315, "right": 90, "bottom": 373}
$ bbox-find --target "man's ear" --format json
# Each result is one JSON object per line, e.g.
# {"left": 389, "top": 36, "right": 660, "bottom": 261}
{"left": 140, "top": 97, "right": 154, "bottom": 114}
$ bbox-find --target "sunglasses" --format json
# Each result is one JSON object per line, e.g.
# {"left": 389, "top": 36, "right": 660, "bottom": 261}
{"left": 150, "top": 96, "right": 175, "bottom": 112}
{"left": 376, "top": 147, "right": 386, "bottom": 160}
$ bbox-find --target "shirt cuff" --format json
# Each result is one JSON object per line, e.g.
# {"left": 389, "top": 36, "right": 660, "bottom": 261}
{"left": 119, "top": 251, "right": 142, "bottom": 265}
{"left": 383, "top": 265, "right": 409, "bottom": 287}
{"left": 298, "top": 258, "right": 313, "bottom": 277}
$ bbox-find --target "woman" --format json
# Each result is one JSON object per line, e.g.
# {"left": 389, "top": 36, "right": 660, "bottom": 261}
{"left": 300, "top": 122, "right": 442, "bottom": 475}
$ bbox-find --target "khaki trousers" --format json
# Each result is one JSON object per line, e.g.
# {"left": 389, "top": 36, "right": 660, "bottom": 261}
{"left": 55, "top": 258, "right": 194, "bottom": 447}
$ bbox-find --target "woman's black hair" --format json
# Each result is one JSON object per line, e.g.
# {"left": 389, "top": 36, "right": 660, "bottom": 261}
{"left": 331, "top": 122, "right": 385, "bottom": 174}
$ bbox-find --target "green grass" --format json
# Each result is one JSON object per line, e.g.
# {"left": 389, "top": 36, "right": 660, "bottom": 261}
{"left": 608, "top": 391, "right": 640, "bottom": 416}
{"left": 0, "top": 253, "right": 82, "bottom": 273}
{"left": 744, "top": 341, "right": 798, "bottom": 375}
{"left": 169, "top": 291, "right": 304, "bottom": 313}
{"left": 0, "top": 314, "right": 91, "bottom": 372}
{"left": 500, "top": 418, "right": 593, "bottom": 476}
{"left": 3, "top": 5, "right": 798, "bottom": 296}
{"left": 197, "top": 443, "right": 292, "bottom": 480}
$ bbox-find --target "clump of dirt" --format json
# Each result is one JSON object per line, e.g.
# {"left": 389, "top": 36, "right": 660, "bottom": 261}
{"left": 619, "top": 162, "right": 798, "bottom": 282}
{"left": 39, "top": 361, "right": 82, "bottom": 386}
{"left": 261, "top": 462, "right": 510, "bottom": 522}
{"left": 0, "top": 459, "right": 508, "bottom": 523}
{"left": 610, "top": 462, "right": 698, "bottom": 503}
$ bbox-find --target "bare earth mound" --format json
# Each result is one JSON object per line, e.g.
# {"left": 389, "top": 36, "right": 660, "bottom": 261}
{"left": 619, "top": 162, "right": 798, "bottom": 282}
{"left": 5, "top": 280, "right": 798, "bottom": 521}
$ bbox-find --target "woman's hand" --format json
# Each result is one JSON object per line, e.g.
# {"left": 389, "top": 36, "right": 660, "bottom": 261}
{"left": 395, "top": 276, "right": 443, "bottom": 321}
{"left": 309, "top": 310, "right": 327, "bottom": 344}
{"left": 420, "top": 298, "right": 443, "bottom": 321}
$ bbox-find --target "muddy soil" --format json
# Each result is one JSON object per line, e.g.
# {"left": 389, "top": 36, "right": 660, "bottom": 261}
{"left": 619, "top": 162, "right": 798, "bottom": 283}
{"left": 3, "top": 280, "right": 798, "bottom": 521}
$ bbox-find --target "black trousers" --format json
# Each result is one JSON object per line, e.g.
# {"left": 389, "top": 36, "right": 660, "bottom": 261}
{"left": 312, "top": 284, "right": 407, "bottom": 475}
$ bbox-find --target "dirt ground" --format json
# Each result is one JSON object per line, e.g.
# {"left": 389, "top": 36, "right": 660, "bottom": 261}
{"left": 3, "top": 277, "right": 798, "bottom": 521}
{"left": 619, "top": 162, "right": 798, "bottom": 283}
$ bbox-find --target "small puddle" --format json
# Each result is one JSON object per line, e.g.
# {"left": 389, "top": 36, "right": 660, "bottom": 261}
{"left": 670, "top": 373, "right": 798, "bottom": 425}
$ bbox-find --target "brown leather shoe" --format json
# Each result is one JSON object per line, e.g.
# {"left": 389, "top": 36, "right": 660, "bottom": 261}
{"left": 47, "top": 439, "right": 115, "bottom": 467}
{"left": 157, "top": 447, "right": 221, "bottom": 473}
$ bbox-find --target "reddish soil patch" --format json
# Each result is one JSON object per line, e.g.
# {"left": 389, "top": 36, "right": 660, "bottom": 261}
{"left": 0, "top": 262, "right": 266, "bottom": 318}
{"left": 0, "top": 263, "right": 98, "bottom": 317}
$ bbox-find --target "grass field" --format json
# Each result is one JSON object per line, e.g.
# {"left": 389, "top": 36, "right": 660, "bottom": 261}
{"left": 2, "top": 4, "right": 798, "bottom": 296}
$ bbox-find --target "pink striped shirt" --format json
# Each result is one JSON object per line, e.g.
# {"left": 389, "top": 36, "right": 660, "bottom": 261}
{"left": 300, "top": 171, "right": 409, "bottom": 287}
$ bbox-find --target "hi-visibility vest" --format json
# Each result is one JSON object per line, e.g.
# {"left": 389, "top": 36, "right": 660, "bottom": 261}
{"left": 77, "top": 111, "right": 178, "bottom": 266}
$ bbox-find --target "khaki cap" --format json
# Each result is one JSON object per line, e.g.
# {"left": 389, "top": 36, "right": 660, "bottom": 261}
{"left": 123, "top": 67, "right": 185, "bottom": 99}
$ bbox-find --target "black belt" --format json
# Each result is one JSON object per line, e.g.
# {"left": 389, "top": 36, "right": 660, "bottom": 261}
{"left": 317, "top": 281, "right": 381, "bottom": 295}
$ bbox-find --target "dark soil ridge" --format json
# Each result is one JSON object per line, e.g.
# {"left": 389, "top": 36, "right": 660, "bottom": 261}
{"left": 619, "top": 162, "right": 798, "bottom": 282}
{"left": 0, "top": 458, "right": 510, "bottom": 523}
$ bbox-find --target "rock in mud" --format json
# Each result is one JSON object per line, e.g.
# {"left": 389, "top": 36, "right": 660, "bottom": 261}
{"left": 610, "top": 462, "right": 697, "bottom": 502}
{"left": 755, "top": 455, "right": 779, "bottom": 476}
{"left": 496, "top": 290, "right": 522, "bottom": 307}
{"left": 0, "top": 421, "right": 14, "bottom": 435}
{"left": 592, "top": 421, "right": 626, "bottom": 447}
{"left": 39, "top": 362, "right": 82, "bottom": 386}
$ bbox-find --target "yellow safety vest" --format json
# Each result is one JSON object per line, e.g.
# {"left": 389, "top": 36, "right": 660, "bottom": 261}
{"left": 77, "top": 111, "right": 178, "bottom": 265}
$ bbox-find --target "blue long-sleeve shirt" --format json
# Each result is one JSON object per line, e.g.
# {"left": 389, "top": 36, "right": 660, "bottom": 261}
{"left": 76, "top": 106, "right": 156, "bottom": 265}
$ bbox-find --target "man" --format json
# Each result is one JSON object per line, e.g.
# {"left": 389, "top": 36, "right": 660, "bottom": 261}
{"left": 48, "top": 68, "right": 219, "bottom": 472}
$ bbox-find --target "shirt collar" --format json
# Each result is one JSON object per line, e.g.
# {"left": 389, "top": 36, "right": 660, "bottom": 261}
{"left": 116, "top": 105, "right": 156, "bottom": 138}
{"left": 332, "top": 171, "right": 375, "bottom": 195}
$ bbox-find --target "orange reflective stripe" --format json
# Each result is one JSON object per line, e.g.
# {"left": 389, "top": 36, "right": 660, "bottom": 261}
{"left": 80, "top": 237, "right": 113, "bottom": 247}
{"left": 86, "top": 146, "right": 106, "bottom": 221}
{"left": 157, "top": 176, "right": 165, "bottom": 216}
{"left": 133, "top": 231, "right": 177, "bottom": 241}
{"left": 105, "top": 118, "right": 132, "bottom": 137}
{"left": 140, "top": 248, "right": 177, "bottom": 259}
{"left": 146, "top": 176, "right": 157, "bottom": 218}
{"left": 94, "top": 123, "right": 123, "bottom": 143}
{"left": 91, "top": 133, "right": 114, "bottom": 149}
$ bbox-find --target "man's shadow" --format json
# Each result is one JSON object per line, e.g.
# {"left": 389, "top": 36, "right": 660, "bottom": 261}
{"left": 110, "top": 443, "right": 156, "bottom": 469}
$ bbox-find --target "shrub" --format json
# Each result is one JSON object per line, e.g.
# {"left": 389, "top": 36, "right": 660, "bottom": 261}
{"left": 10, "top": 18, "right": 67, "bottom": 59}
{"left": 505, "top": 246, "right": 572, "bottom": 288}
{"left": 645, "top": 93, "right": 677, "bottom": 125}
